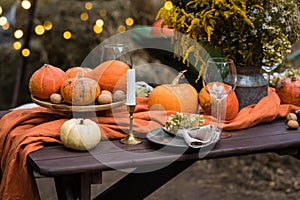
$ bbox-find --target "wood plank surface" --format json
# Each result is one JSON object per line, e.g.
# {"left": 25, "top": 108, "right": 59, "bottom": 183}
{"left": 28, "top": 119, "right": 300, "bottom": 176}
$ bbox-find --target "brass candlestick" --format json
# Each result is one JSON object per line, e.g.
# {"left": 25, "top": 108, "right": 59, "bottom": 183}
{"left": 120, "top": 105, "right": 142, "bottom": 145}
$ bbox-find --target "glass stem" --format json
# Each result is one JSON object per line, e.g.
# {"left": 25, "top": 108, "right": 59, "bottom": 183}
{"left": 216, "top": 99, "right": 222, "bottom": 130}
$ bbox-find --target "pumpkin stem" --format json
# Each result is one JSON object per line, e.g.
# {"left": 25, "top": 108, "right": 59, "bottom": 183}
{"left": 291, "top": 76, "right": 297, "bottom": 82}
{"left": 171, "top": 70, "right": 187, "bottom": 85}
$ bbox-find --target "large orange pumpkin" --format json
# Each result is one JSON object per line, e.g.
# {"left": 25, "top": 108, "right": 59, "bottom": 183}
{"left": 60, "top": 77, "right": 100, "bottom": 105}
{"left": 199, "top": 83, "right": 239, "bottom": 121}
{"left": 29, "top": 64, "right": 68, "bottom": 99}
{"left": 66, "top": 67, "right": 92, "bottom": 78}
{"left": 148, "top": 70, "right": 199, "bottom": 113}
{"left": 85, "top": 60, "right": 130, "bottom": 92}
{"left": 275, "top": 76, "right": 300, "bottom": 106}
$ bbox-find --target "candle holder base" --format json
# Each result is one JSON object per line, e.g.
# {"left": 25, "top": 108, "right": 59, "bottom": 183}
{"left": 120, "top": 134, "right": 142, "bottom": 145}
{"left": 119, "top": 105, "right": 142, "bottom": 145}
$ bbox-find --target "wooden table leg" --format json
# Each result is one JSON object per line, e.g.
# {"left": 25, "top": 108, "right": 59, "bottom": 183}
{"left": 94, "top": 160, "right": 196, "bottom": 200}
{"left": 54, "top": 172, "right": 102, "bottom": 200}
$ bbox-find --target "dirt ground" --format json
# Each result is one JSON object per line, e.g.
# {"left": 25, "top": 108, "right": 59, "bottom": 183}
{"left": 36, "top": 153, "right": 300, "bottom": 200}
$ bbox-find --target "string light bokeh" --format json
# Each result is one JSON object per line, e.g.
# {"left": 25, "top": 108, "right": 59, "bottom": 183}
{"left": 0, "top": 0, "right": 137, "bottom": 57}
{"left": 0, "top": 0, "right": 163, "bottom": 109}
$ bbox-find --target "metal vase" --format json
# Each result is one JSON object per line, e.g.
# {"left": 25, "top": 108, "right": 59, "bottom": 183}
{"left": 235, "top": 65, "right": 268, "bottom": 110}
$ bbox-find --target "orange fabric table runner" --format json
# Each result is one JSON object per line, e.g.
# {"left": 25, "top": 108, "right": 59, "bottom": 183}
{"left": 1, "top": 88, "right": 300, "bottom": 199}
{"left": 223, "top": 88, "right": 300, "bottom": 130}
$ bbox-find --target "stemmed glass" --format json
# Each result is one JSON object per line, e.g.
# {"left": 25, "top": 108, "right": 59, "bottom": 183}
{"left": 202, "top": 57, "right": 237, "bottom": 139}
{"left": 262, "top": 63, "right": 279, "bottom": 86}
{"left": 101, "top": 43, "right": 141, "bottom": 144}
{"left": 101, "top": 43, "right": 133, "bottom": 68}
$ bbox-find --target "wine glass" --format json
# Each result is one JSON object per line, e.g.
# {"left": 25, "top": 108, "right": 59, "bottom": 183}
{"left": 101, "top": 43, "right": 133, "bottom": 68}
{"left": 262, "top": 63, "right": 279, "bottom": 86}
{"left": 101, "top": 43, "right": 141, "bottom": 144}
{"left": 202, "top": 57, "right": 237, "bottom": 139}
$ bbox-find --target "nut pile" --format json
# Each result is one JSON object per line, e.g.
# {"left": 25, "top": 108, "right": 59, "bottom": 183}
{"left": 286, "top": 113, "right": 299, "bottom": 129}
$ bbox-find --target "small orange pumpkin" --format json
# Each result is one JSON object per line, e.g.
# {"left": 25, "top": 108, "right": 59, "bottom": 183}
{"left": 199, "top": 83, "right": 239, "bottom": 121}
{"left": 60, "top": 77, "right": 101, "bottom": 105}
{"left": 275, "top": 76, "right": 300, "bottom": 106}
{"left": 85, "top": 60, "right": 130, "bottom": 92}
{"left": 29, "top": 64, "right": 68, "bottom": 99}
{"left": 66, "top": 67, "right": 92, "bottom": 78}
{"left": 148, "top": 70, "right": 199, "bottom": 113}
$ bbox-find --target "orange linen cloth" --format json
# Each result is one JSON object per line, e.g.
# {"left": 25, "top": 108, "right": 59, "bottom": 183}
{"left": 223, "top": 88, "right": 300, "bottom": 130}
{"left": 1, "top": 89, "right": 300, "bottom": 199}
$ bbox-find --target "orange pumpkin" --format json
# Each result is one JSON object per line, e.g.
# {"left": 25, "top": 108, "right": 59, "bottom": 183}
{"left": 275, "top": 76, "right": 300, "bottom": 106}
{"left": 85, "top": 60, "right": 130, "bottom": 92}
{"left": 66, "top": 67, "right": 92, "bottom": 78}
{"left": 29, "top": 64, "right": 68, "bottom": 99}
{"left": 199, "top": 83, "right": 239, "bottom": 121}
{"left": 148, "top": 70, "right": 199, "bottom": 113}
{"left": 60, "top": 77, "right": 101, "bottom": 105}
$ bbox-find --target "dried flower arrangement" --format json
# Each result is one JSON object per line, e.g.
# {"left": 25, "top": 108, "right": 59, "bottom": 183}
{"left": 156, "top": 0, "right": 300, "bottom": 70}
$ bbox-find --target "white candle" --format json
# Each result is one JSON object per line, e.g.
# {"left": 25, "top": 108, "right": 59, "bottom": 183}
{"left": 126, "top": 69, "right": 136, "bottom": 105}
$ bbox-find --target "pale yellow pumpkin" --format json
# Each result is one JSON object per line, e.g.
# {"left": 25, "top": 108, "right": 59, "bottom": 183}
{"left": 60, "top": 118, "right": 101, "bottom": 151}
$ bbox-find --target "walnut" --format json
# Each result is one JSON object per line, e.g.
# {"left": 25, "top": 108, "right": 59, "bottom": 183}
{"left": 97, "top": 93, "right": 112, "bottom": 104}
{"left": 112, "top": 90, "right": 126, "bottom": 102}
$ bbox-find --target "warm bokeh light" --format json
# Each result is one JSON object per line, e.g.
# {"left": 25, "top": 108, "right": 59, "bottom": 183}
{"left": 93, "top": 25, "right": 103, "bottom": 34}
{"left": 14, "top": 30, "right": 24, "bottom": 39}
{"left": 99, "top": 9, "right": 107, "bottom": 17}
{"left": 21, "top": 0, "right": 31, "bottom": 10}
{"left": 80, "top": 12, "right": 89, "bottom": 21}
{"left": 2, "top": 22, "right": 9, "bottom": 30}
{"left": 118, "top": 25, "right": 126, "bottom": 33}
{"left": 125, "top": 17, "right": 134, "bottom": 26}
{"left": 63, "top": 31, "right": 72, "bottom": 39}
{"left": 13, "top": 41, "right": 22, "bottom": 50}
{"left": 95, "top": 19, "right": 104, "bottom": 27}
{"left": 22, "top": 48, "right": 30, "bottom": 57}
{"left": 0, "top": 16, "right": 7, "bottom": 26}
{"left": 85, "top": 2, "right": 93, "bottom": 10}
{"left": 0, "top": 6, "right": 2, "bottom": 15}
{"left": 43, "top": 21, "right": 53, "bottom": 30}
{"left": 164, "top": 1, "right": 173, "bottom": 10}
{"left": 35, "top": 25, "right": 45, "bottom": 35}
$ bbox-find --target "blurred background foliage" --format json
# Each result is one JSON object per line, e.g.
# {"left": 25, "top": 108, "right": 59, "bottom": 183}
{"left": 0, "top": 0, "right": 163, "bottom": 109}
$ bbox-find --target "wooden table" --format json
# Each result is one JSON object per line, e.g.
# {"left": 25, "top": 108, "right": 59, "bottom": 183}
{"left": 26, "top": 118, "right": 300, "bottom": 200}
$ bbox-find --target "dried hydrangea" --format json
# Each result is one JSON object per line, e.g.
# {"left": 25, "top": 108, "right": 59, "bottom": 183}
{"left": 165, "top": 112, "right": 205, "bottom": 133}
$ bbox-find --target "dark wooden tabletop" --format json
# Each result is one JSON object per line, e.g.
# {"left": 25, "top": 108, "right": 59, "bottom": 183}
{"left": 27, "top": 119, "right": 300, "bottom": 176}
{"left": 3, "top": 109, "right": 300, "bottom": 200}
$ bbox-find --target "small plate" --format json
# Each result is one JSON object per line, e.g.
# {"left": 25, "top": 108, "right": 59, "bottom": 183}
{"left": 163, "top": 127, "right": 179, "bottom": 137}
{"left": 147, "top": 128, "right": 188, "bottom": 148}
{"left": 31, "top": 95, "right": 125, "bottom": 112}
{"left": 147, "top": 128, "right": 220, "bottom": 149}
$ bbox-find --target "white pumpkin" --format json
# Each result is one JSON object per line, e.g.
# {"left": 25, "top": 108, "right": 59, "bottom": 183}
{"left": 60, "top": 118, "right": 101, "bottom": 151}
